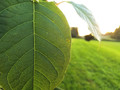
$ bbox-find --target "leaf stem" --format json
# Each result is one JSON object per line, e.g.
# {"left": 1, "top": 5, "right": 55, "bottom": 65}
{"left": 56, "top": 1, "right": 65, "bottom": 6}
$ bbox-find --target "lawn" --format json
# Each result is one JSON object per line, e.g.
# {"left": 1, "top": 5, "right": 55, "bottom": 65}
{"left": 59, "top": 39, "right": 120, "bottom": 90}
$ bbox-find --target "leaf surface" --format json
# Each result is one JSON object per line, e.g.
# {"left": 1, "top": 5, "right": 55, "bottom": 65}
{"left": 0, "top": 0, "right": 71, "bottom": 90}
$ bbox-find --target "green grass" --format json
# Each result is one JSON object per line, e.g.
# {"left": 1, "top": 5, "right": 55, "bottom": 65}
{"left": 59, "top": 39, "right": 120, "bottom": 90}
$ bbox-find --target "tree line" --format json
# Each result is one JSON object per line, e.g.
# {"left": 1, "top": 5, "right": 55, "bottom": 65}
{"left": 111, "top": 26, "right": 120, "bottom": 40}
{"left": 71, "top": 26, "right": 120, "bottom": 41}
{"left": 105, "top": 26, "right": 120, "bottom": 40}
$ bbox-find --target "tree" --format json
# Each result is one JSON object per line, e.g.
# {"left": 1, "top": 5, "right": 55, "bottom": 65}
{"left": 84, "top": 34, "right": 94, "bottom": 41}
{"left": 112, "top": 26, "right": 120, "bottom": 40}
{"left": 0, "top": 0, "right": 101, "bottom": 90}
{"left": 71, "top": 27, "right": 79, "bottom": 38}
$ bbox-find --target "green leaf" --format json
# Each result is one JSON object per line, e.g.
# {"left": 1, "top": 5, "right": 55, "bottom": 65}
{"left": 0, "top": 0, "right": 71, "bottom": 90}
{"left": 67, "top": 1, "right": 101, "bottom": 41}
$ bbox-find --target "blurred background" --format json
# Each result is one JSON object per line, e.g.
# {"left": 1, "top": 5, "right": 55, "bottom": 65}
{"left": 49, "top": 0, "right": 120, "bottom": 89}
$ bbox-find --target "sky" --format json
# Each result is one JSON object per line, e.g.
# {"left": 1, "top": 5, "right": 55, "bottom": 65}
{"left": 48, "top": 0, "right": 120, "bottom": 36}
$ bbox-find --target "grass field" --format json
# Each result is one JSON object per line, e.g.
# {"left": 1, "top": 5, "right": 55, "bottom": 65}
{"left": 59, "top": 39, "right": 120, "bottom": 90}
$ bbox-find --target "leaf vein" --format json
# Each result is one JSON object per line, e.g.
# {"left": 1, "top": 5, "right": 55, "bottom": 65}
{"left": 0, "top": 12, "right": 33, "bottom": 18}
{"left": 35, "top": 69, "right": 50, "bottom": 87}
{"left": 35, "top": 50, "right": 58, "bottom": 79}
{"left": 35, "top": 33, "right": 65, "bottom": 61}
{"left": 7, "top": 48, "right": 33, "bottom": 88}
{"left": 10, "top": 64, "right": 33, "bottom": 89}
{"left": 34, "top": 84, "right": 41, "bottom": 90}
{"left": 0, "top": 2, "right": 30, "bottom": 14}
{"left": 35, "top": 11, "right": 64, "bottom": 36}
{"left": 38, "top": 3, "right": 62, "bottom": 21}
{"left": 0, "top": 20, "right": 33, "bottom": 41}
{"left": 22, "top": 77, "right": 33, "bottom": 90}
{"left": 0, "top": 34, "right": 33, "bottom": 54}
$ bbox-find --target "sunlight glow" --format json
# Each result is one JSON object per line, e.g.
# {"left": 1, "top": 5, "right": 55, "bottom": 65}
{"left": 49, "top": 0, "right": 120, "bottom": 36}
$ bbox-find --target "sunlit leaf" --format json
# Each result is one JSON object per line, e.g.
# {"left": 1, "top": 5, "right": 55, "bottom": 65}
{"left": 0, "top": 0, "right": 71, "bottom": 90}
{"left": 67, "top": 1, "right": 101, "bottom": 41}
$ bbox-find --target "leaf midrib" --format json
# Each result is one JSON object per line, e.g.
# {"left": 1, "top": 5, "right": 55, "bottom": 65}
{"left": 33, "top": 2, "right": 36, "bottom": 90}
